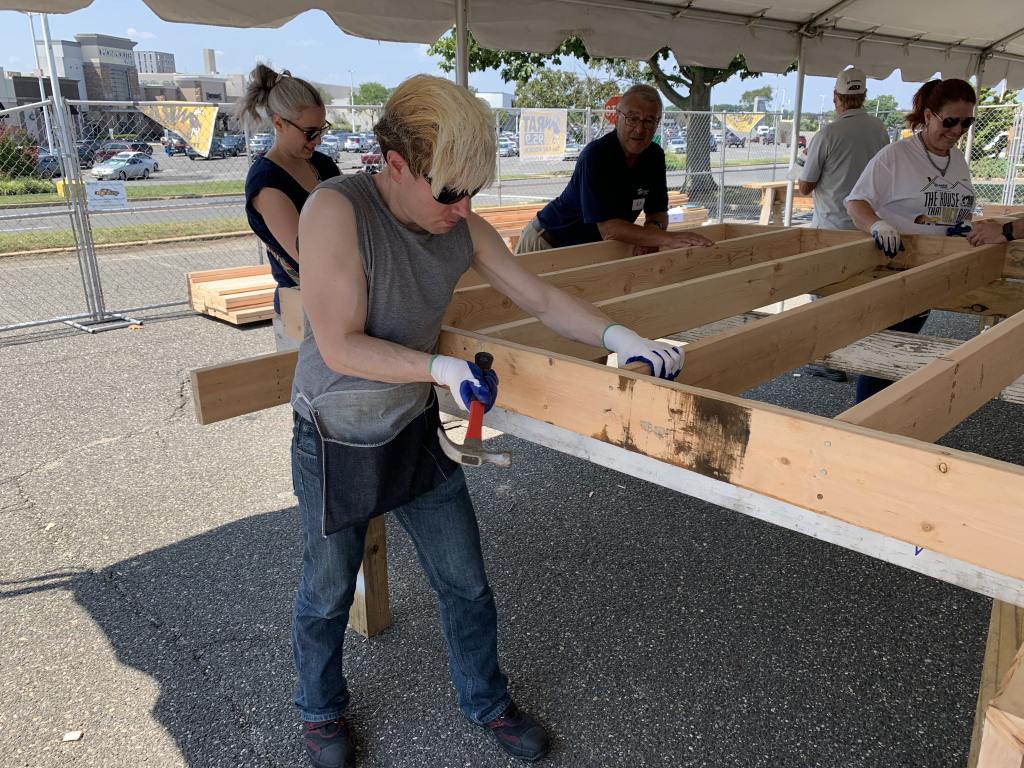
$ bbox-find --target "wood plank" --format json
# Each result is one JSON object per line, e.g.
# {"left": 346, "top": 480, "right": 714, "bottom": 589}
{"left": 445, "top": 229, "right": 804, "bottom": 330}
{"left": 978, "top": 634, "right": 1024, "bottom": 768}
{"left": 455, "top": 239, "right": 635, "bottom": 290}
{"left": 679, "top": 245, "right": 1006, "bottom": 395}
{"left": 190, "top": 329, "right": 1024, "bottom": 583}
{"left": 478, "top": 240, "right": 884, "bottom": 361}
{"left": 347, "top": 516, "right": 390, "bottom": 638}
{"left": 970, "top": 601, "right": 1024, "bottom": 768}
{"left": 837, "top": 309, "right": 1024, "bottom": 442}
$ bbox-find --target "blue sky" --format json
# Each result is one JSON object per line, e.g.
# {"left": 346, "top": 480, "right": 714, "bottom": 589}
{"left": 0, "top": 0, "right": 1000, "bottom": 110}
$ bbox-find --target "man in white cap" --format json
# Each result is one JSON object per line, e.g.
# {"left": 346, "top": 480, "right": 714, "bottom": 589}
{"left": 798, "top": 67, "right": 889, "bottom": 380}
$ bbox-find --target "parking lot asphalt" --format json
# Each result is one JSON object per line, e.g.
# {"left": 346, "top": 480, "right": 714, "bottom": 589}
{"left": 1, "top": 308, "right": 1018, "bottom": 767}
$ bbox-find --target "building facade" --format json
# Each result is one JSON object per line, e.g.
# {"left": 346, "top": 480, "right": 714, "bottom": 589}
{"left": 134, "top": 50, "right": 176, "bottom": 75}
{"left": 34, "top": 39, "right": 87, "bottom": 99}
{"left": 202, "top": 49, "right": 217, "bottom": 75}
{"left": 74, "top": 34, "right": 141, "bottom": 102}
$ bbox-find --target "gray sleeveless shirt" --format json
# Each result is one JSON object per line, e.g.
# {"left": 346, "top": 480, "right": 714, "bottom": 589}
{"left": 290, "top": 173, "right": 473, "bottom": 441}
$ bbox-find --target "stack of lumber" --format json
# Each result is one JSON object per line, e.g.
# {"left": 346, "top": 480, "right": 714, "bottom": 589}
{"left": 186, "top": 265, "right": 276, "bottom": 325}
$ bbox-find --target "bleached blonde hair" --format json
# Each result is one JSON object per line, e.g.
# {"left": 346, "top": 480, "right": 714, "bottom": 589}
{"left": 374, "top": 75, "right": 495, "bottom": 198}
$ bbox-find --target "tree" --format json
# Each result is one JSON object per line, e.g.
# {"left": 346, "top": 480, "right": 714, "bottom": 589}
{"left": 514, "top": 70, "right": 621, "bottom": 108}
{"left": 428, "top": 30, "right": 789, "bottom": 207}
{"left": 739, "top": 85, "right": 772, "bottom": 110}
{"left": 970, "top": 86, "right": 1021, "bottom": 161}
{"left": 863, "top": 94, "right": 903, "bottom": 130}
{"left": 354, "top": 82, "right": 391, "bottom": 106}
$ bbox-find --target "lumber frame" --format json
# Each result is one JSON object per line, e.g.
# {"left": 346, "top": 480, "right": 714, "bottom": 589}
{"left": 679, "top": 245, "right": 1006, "bottom": 394}
{"left": 479, "top": 239, "right": 885, "bottom": 360}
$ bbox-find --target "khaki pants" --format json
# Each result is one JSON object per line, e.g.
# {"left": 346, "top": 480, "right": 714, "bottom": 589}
{"left": 514, "top": 220, "right": 554, "bottom": 254}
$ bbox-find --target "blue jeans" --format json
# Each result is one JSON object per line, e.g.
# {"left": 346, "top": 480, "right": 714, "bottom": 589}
{"left": 290, "top": 412, "right": 510, "bottom": 725}
{"left": 855, "top": 312, "right": 930, "bottom": 403}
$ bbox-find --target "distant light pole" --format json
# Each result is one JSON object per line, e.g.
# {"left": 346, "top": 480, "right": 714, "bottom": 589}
{"left": 26, "top": 13, "right": 55, "bottom": 151}
{"left": 348, "top": 69, "right": 356, "bottom": 131}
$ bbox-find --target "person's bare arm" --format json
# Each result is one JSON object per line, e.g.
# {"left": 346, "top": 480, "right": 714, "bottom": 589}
{"left": 298, "top": 189, "right": 433, "bottom": 382}
{"left": 467, "top": 214, "right": 610, "bottom": 346}
{"left": 968, "top": 219, "right": 1022, "bottom": 246}
{"left": 846, "top": 199, "right": 883, "bottom": 234}
{"left": 252, "top": 188, "right": 302, "bottom": 261}
{"left": 798, "top": 180, "right": 817, "bottom": 195}
{"left": 596, "top": 218, "right": 713, "bottom": 247}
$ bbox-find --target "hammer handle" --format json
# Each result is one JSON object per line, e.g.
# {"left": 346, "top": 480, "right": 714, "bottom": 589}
{"left": 466, "top": 399, "right": 485, "bottom": 441}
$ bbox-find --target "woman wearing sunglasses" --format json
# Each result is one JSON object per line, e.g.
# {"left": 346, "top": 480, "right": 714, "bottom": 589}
{"left": 845, "top": 77, "right": 977, "bottom": 402}
{"left": 289, "top": 75, "right": 686, "bottom": 768}
{"left": 238, "top": 64, "right": 340, "bottom": 350}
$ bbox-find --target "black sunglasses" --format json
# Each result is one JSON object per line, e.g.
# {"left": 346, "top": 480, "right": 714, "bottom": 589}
{"left": 935, "top": 113, "right": 975, "bottom": 130}
{"left": 282, "top": 117, "right": 331, "bottom": 141}
{"left": 425, "top": 175, "right": 481, "bottom": 205}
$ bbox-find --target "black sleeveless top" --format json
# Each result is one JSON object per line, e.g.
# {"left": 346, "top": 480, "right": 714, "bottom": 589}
{"left": 244, "top": 151, "right": 340, "bottom": 311}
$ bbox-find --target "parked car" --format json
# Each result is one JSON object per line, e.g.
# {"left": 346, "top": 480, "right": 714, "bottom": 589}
{"left": 34, "top": 146, "right": 62, "bottom": 178}
{"left": 92, "top": 141, "right": 137, "bottom": 163}
{"left": 563, "top": 142, "right": 582, "bottom": 161}
{"left": 724, "top": 131, "right": 745, "bottom": 148}
{"left": 164, "top": 135, "right": 188, "bottom": 155}
{"left": 249, "top": 133, "right": 273, "bottom": 157}
{"left": 219, "top": 135, "right": 246, "bottom": 156}
{"left": 344, "top": 135, "right": 370, "bottom": 152}
{"left": 75, "top": 139, "right": 104, "bottom": 167}
{"left": 360, "top": 144, "right": 383, "bottom": 173}
{"left": 90, "top": 151, "right": 159, "bottom": 180}
{"left": 797, "top": 134, "right": 807, "bottom": 149}
{"left": 668, "top": 138, "right": 687, "bottom": 154}
{"left": 314, "top": 140, "right": 340, "bottom": 161}
{"left": 186, "top": 137, "right": 228, "bottom": 160}
{"left": 498, "top": 138, "right": 518, "bottom": 157}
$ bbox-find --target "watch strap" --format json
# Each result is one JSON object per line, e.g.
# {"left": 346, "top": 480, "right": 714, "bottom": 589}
{"left": 1003, "top": 221, "right": 1016, "bottom": 242}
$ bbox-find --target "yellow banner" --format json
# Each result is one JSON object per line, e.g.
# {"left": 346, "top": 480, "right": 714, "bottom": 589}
{"left": 138, "top": 103, "right": 219, "bottom": 157}
{"left": 518, "top": 109, "right": 567, "bottom": 160}
{"left": 724, "top": 114, "right": 764, "bottom": 135}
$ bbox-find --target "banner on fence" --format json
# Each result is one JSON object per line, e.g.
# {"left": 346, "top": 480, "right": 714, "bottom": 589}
{"left": 518, "top": 109, "right": 567, "bottom": 160}
{"left": 725, "top": 114, "right": 764, "bottom": 135}
{"left": 138, "top": 102, "right": 219, "bottom": 156}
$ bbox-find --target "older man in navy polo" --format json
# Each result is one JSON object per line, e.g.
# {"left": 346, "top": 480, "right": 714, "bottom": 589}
{"left": 516, "top": 84, "right": 713, "bottom": 253}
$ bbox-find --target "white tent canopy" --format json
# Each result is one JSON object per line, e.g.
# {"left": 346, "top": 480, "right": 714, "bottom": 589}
{"left": 5, "top": 0, "right": 1024, "bottom": 87}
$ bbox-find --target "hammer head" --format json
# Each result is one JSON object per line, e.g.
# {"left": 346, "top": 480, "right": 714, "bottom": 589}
{"left": 437, "top": 426, "right": 512, "bottom": 468}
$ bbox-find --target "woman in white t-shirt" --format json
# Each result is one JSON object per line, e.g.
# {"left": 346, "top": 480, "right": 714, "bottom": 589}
{"left": 845, "top": 78, "right": 977, "bottom": 402}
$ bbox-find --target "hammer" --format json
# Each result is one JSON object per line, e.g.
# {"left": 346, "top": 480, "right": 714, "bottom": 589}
{"left": 437, "top": 352, "right": 512, "bottom": 468}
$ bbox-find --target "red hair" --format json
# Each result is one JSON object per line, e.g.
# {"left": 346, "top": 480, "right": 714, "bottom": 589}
{"left": 905, "top": 79, "right": 977, "bottom": 130}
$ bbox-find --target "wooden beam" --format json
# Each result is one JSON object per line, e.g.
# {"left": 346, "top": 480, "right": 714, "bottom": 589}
{"left": 679, "top": 245, "right": 1006, "bottom": 395}
{"left": 837, "top": 309, "right": 1024, "bottom": 442}
{"left": 971, "top": 601, "right": 1024, "bottom": 768}
{"left": 191, "top": 328, "right": 1024, "bottom": 582}
{"left": 445, "top": 229, "right": 804, "bottom": 330}
{"left": 977, "top": 628, "right": 1024, "bottom": 767}
{"left": 478, "top": 239, "right": 884, "bottom": 361}
{"left": 347, "top": 516, "right": 390, "bottom": 638}
{"left": 191, "top": 348, "right": 298, "bottom": 425}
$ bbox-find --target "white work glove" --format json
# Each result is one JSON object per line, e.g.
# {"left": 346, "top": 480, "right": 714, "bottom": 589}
{"left": 429, "top": 354, "right": 498, "bottom": 413}
{"left": 603, "top": 324, "right": 684, "bottom": 381}
{"left": 870, "top": 220, "right": 903, "bottom": 258}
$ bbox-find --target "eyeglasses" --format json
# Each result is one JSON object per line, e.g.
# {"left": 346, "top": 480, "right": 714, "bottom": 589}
{"left": 425, "top": 175, "right": 481, "bottom": 205}
{"left": 935, "top": 113, "right": 975, "bottom": 130}
{"left": 281, "top": 117, "right": 331, "bottom": 141}
{"left": 616, "top": 110, "right": 659, "bottom": 131}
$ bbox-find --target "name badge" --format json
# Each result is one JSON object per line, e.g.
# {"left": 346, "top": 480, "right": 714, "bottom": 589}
{"left": 632, "top": 197, "right": 645, "bottom": 211}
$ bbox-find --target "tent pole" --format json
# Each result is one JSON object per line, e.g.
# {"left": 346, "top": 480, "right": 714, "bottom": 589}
{"left": 783, "top": 34, "right": 806, "bottom": 227}
{"left": 455, "top": 0, "right": 470, "bottom": 88}
{"left": 963, "top": 54, "right": 986, "bottom": 166}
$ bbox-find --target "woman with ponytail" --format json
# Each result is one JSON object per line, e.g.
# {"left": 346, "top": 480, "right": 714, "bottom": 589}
{"left": 238, "top": 64, "right": 340, "bottom": 349}
{"left": 845, "top": 77, "right": 978, "bottom": 402}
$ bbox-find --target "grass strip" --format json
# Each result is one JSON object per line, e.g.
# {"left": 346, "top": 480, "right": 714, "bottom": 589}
{"left": 0, "top": 217, "right": 249, "bottom": 255}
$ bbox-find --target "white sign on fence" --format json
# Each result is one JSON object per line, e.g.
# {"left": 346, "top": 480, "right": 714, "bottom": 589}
{"left": 518, "top": 109, "right": 568, "bottom": 160}
{"left": 85, "top": 181, "right": 128, "bottom": 211}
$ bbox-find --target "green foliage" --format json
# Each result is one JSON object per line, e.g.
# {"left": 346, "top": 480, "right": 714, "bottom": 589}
{"left": 354, "top": 82, "right": 391, "bottom": 105}
{"left": 739, "top": 85, "right": 772, "bottom": 109}
{"left": 0, "top": 127, "right": 38, "bottom": 179}
{"left": 970, "top": 86, "right": 1021, "bottom": 162}
{"left": 863, "top": 95, "right": 903, "bottom": 130}
{"left": 971, "top": 158, "right": 1009, "bottom": 179}
{"left": 513, "top": 70, "right": 621, "bottom": 108}
{"left": 0, "top": 177, "right": 55, "bottom": 195}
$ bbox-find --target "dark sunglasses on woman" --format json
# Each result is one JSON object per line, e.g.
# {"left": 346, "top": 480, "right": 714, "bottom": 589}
{"left": 935, "top": 113, "right": 975, "bottom": 130}
{"left": 282, "top": 117, "right": 332, "bottom": 141}
{"left": 425, "top": 176, "right": 482, "bottom": 205}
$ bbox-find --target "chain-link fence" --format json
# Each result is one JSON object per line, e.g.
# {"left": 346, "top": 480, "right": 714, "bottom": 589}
{"left": 3, "top": 97, "right": 1021, "bottom": 336}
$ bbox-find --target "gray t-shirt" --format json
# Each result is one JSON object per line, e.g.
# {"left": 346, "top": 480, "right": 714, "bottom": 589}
{"left": 799, "top": 109, "right": 890, "bottom": 229}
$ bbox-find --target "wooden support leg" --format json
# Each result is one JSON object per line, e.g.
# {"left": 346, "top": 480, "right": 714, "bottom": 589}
{"left": 758, "top": 187, "right": 776, "bottom": 225}
{"left": 972, "top": 601, "right": 1024, "bottom": 767}
{"left": 348, "top": 516, "right": 390, "bottom": 638}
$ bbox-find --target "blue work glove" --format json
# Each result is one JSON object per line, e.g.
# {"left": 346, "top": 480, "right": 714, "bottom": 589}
{"left": 603, "top": 323, "right": 684, "bottom": 381}
{"left": 946, "top": 222, "right": 972, "bottom": 237}
{"left": 430, "top": 355, "right": 499, "bottom": 413}
{"left": 870, "top": 220, "right": 904, "bottom": 258}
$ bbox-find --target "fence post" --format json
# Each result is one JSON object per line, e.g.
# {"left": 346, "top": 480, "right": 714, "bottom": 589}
{"left": 717, "top": 111, "right": 726, "bottom": 223}
{"left": 1004, "top": 104, "right": 1024, "bottom": 207}
{"left": 494, "top": 110, "right": 503, "bottom": 206}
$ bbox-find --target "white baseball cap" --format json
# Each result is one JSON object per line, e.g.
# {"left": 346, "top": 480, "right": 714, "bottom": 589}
{"left": 835, "top": 67, "right": 867, "bottom": 95}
